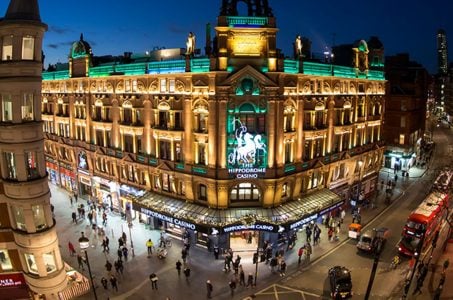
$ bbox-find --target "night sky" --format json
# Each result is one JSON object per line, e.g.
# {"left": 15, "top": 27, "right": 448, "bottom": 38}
{"left": 1, "top": 0, "right": 452, "bottom": 73}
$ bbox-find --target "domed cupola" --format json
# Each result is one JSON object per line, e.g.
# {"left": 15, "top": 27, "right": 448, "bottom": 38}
{"left": 69, "top": 33, "right": 93, "bottom": 77}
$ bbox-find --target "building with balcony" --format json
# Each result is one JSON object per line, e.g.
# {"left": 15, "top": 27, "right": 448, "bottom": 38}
{"left": 41, "top": 0, "right": 386, "bottom": 251}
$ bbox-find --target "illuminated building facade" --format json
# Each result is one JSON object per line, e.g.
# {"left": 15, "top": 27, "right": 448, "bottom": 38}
{"left": 0, "top": 0, "right": 68, "bottom": 299}
{"left": 41, "top": 0, "right": 385, "bottom": 249}
{"left": 437, "top": 29, "right": 448, "bottom": 76}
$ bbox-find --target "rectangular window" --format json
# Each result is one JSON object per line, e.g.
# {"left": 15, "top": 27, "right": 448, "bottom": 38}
{"left": 25, "top": 253, "right": 38, "bottom": 274}
{"left": 25, "top": 151, "right": 39, "bottom": 179}
{"left": 169, "top": 79, "right": 175, "bottom": 93}
{"left": 160, "top": 79, "right": 167, "bottom": 92}
{"left": 399, "top": 134, "right": 405, "bottom": 145}
{"left": 284, "top": 142, "right": 292, "bottom": 163}
{"left": 400, "top": 116, "right": 406, "bottom": 128}
{"left": 162, "top": 173, "right": 169, "bottom": 192}
{"left": 22, "top": 36, "right": 34, "bottom": 60}
{"left": 32, "top": 205, "right": 47, "bottom": 230}
{"left": 43, "top": 252, "right": 57, "bottom": 274}
{"left": 2, "top": 94, "right": 12, "bottom": 122}
{"left": 199, "top": 185, "right": 207, "bottom": 201}
{"left": 124, "top": 135, "right": 134, "bottom": 153}
{"left": 13, "top": 206, "right": 26, "bottom": 231}
{"left": 2, "top": 35, "right": 12, "bottom": 61}
{"left": 5, "top": 152, "right": 17, "bottom": 180}
{"left": 175, "top": 142, "right": 182, "bottom": 162}
{"left": 22, "top": 93, "right": 34, "bottom": 121}
{"left": 0, "top": 250, "right": 13, "bottom": 271}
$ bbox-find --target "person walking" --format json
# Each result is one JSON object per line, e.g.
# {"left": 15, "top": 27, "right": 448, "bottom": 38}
{"left": 71, "top": 211, "right": 77, "bottom": 224}
{"left": 246, "top": 273, "right": 254, "bottom": 288}
{"left": 280, "top": 259, "right": 287, "bottom": 276}
{"left": 239, "top": 265, "right": 245, "bottom": 286}
{"left": 229, "top": 279, "right": 236, "bottom": 296}
{"left": 117, "top": 248, "right": 123, "bottom": 261}
{"left": 146, "top": 239, "right": 154, "bottom": 257}
{"left": 105, "top": 260, "right": 113, "bottom": 276}
{"left": 297, "top": 246, "right": 304, "bottom": 265}
{"left": 183, "top": 266, "right": 191, "bottom": 282}
{"left": 69, "top": 195, "right": 73, "bottom": 206}
{"left": 206, "top": 280, "right": 213, "bottom": 298}
{"left": 176, "top": 260, "right": 182, "bottom": 276}
{"left": 110, "top": 274, "right": 118, "bottom": 292}
{"left": 181, "top": 248, "right": 188, "bottom": 264}
{"left": 149, "top": 273, "right": 158, "bottom": 290}
{"left": 77, "top": 254, "right": 84, "bottom": 270}
{"left": 101, "top": 277, "right": 108, "bottom": 290}
{"left": 122, "top": 246, "right": 129, "bottom": 261}
{"left": 68, "top": 241, "right": 76, "bottom": 256}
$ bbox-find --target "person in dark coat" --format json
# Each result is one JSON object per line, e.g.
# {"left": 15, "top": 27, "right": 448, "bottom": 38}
{"left": 206, "top": 280, "right": 213, "bottom": 298}
{"left": 183, "top": 266, "right": 191, "bottom": 282}
{"left": 110, "top": 275, "right": 118, "bottom": 292}
{"left": 101, "top": 277, "right": 108, "bottom": 289}
{"left": 149, "top": 273, "right": 158, "bottom": 290}
{"left": 176, "top": 260, "right": 182, "bottom": 276}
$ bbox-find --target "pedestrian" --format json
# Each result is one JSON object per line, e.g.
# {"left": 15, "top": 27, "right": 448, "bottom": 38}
{"left": 298, "top": 246, "right": 304, "bottom": 265}
{"left": 213, "top": 246, "right": 219, "bottom": 259}
{"left": 246, "top": 273, "right": 254, "bottom": 288}
{"left": 224, "top": 256, "right": 231, "bottom": 272}
{"left": 117, "top": 248, "right": 123, "bottom": 261}
{"left": 118, "top": 237, "right": 124, "bottom": 248}
{"left": 71, "top": 211, "right": 77, "bottom": 223}
{"left": 68, "top": 241, "right": 76, "bottom": 256}
{"left": 305, "top": 225, "right": 312, "bottom": 242}
{"left": 239, "top": 265, "right": 245, "bottom": 286}
{"left": 104, "top": 236, "right": 110, "bottom": 252}
{"left": 122, "top": 246, "right": 129, "bottom": 261}
{"left": 110, "top": 274, "right": 118, "bottom": 292}
{"left": 206, "top": 279, "right": 213, "bottom": 298}
{"left": 229, "top": 279, "right": 236, "bottom": 296}
{"left": 105, "top": 260, "right": 113, "bottom": 275}
{"left": 270, "top": 256, "right": 278, "bottom": 273}
{"left": 74, "top": 192, "right": 78, "bottom": 203}
{"left": 280, "top": 259, "right": 286, "bottom": 276}
{"left": 69, "top": 195, "right": 73, "bottom": 206}
{"left": 77, "top": 254, "right": 84, "bottom": 270}
{"left": 146, "top": 239, "right": 154, "bottom": 256}
{"left": 182, "top": 248, "right": 188, "bottom": 264}
{"left": 101, "top": 277, "right": 108, "bottom": 289}
{"left": 328, "top": 227, "right": 333, "bottom": 241}
{"left": 183, "top": 266, "right": 191, "bottom": 282}
{"left": 176, "top": 260, "right": 182, "bottom": 276}
{"left": 149, "top": 273, "right": 158, "bottom": 290}
{"left": 305, "top": 243, "right": 312, "bottom": 260}
{"left": 87, "top": 211, "right": 93, "bottom": 225}
{"left": 340, "top": 209, "right": 346, "bottom": 223}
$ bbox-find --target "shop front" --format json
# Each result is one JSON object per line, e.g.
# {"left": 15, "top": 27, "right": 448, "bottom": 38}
{"left": 59, "top": 163, "right": 76, "bottom": 192}
{"left": 77, "top": 171, "right": 92, "bottom": 200}
{"left": 0, "top": 272, "right": 31, "bottom": 300}
{"left": 92, "top": 176, "right": 120, "bottom": 210}
{"left": 119, "top": 184, "right": 146, "bottom": 219}
{"left": 45, "top": 158, "right": 59, "bottom": 186}
{"left": 133, "top": 188, "right": 343, "bottom": 252}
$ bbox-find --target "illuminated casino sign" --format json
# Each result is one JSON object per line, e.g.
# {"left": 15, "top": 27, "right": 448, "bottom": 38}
{"left": 227, "top": 118, "right": 267, "bottom": 179}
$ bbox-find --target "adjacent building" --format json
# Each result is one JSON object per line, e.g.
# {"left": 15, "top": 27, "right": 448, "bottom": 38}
{"left": 0, "top": 0, "right": 68, "bottom": 299}
{"left": 41, "top": 0, "right": 386, "bottom": 251}
{"left": 382, "top": 54, "right": 429, "bottom": 170}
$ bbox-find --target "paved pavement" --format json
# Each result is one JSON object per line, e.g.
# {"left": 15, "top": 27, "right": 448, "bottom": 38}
{"left": 50, "top": 164, "right": 430, "bottom": 300}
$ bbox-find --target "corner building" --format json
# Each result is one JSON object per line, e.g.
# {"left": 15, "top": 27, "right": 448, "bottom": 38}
{"left": 42, "top": 1, "right": 385, "bottom": 250}
{"left": 0, "top": 0, "right": 67, "bottom": 299}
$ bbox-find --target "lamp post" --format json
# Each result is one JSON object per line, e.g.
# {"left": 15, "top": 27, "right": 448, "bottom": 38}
{"left": 79, "top": 232, "right": 98, "bottom": 300}
{"left": 254, "top": 246, "right": 259, "bottom": 286}
{"left": 128, "top": 222, "right": 135, "bottom": 257}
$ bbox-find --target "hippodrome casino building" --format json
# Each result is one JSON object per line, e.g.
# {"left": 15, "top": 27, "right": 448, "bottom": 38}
{"left": 41, "top": 0, "right": 385, "bottom": 250}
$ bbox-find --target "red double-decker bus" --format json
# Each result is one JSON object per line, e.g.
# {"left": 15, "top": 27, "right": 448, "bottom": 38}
{"left": 398, "top": 192, "right": 449, "bottom": 256}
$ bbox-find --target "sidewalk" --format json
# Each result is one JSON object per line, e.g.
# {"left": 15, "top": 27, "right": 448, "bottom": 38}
{"left": 50, "top": 172, "right": 411, "bottom": 300}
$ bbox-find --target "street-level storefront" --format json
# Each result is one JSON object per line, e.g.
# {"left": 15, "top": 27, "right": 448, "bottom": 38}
{"left": 119, "top": 184, "right": 146, "bottom": 219}
{"left": 59, "top": 162, "right": 76, "bottom": 192}
{"left": 0, "top": 272, "right": 31, "bottom": 300}
{"left": 383, "top": 149, "right": 415, "bottom": 170}
{"left": 45, "top": 158, "right": 59, "bottom": 186}
{"left": 77, "top": 171, "right": 92, "bottom": 200}
{"left": 133, "top": 188, "right": 343, "bottom": 252}
{"left": 92, "top": 176, "right": 120, "bottom": 210}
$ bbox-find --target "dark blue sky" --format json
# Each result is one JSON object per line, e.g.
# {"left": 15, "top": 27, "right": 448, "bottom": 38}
{"left": 1, "top": 0, "right": 452, "bottom": 73}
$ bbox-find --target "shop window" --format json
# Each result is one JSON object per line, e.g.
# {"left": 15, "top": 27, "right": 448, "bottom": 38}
{"left": 160, "top": 79, "right": 167, "bottom": 92}
{"left": 0, "top": 250, "right": 13, "bottom": 271}
{"left": 2, "top": 94, "right": 12, "bottom": 122}
{"left": 25, "top": 151, "right": 39, "bottom": 179}
{"left": 25, "top": 253, "right": 38, "bottom": 274}
{"left": 199, "top": 184, "right": 207, "bottom": 201}
{"left": 32, "top": 205, "right": 47, "bottom": 230}
{"left": 22, "top": 36, "right": 34, "bottom": 60}
{"left": 12, "top": 206, "right": 26, "bottom": 231}
{"left": 2, "top": 35, "right": 12, "bottom": 61}
{"left": 230, "top": 183, "right": 260, "bottom": 203}
{"left": 4, "top": 152, "right": 17, "bottom": 180}
{"left": 43, "top": 252, "right": 57, "bottom": 274}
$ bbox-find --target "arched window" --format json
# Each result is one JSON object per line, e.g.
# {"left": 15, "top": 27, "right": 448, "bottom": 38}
{"left": 230, "top": 183, "right": 261, "bottom": 203}
{"left": 284, "top": 106, "right": 296, "bottom": 132}
{"left": 122, "top": 101, "right": 133, "bottom": 125}
{"left": 193, "top": 103, "right": 209, "bottom": 133}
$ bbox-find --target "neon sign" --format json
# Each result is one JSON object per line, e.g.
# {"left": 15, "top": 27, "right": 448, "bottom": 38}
{"left": 227, "top": 118, "right": 267, "bottom": 179}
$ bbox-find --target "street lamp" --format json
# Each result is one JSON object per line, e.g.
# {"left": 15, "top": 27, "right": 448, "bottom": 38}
{"left": 79, "top": 232, "right": 98, "bottom": 300}
{"left": 128, "top": 222, "right": 135, "bottom": 257}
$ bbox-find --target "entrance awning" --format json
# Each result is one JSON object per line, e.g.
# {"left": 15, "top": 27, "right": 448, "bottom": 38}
{"left": 133, "top": 188, "right": 342, "bottom": 232}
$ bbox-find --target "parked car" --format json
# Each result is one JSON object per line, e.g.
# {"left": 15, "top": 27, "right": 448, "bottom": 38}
{"left": 328, "top": 266, "right": 352, "bottom": 299}
{"left": 356, "top": 227, "right": 389, "bottom": 254}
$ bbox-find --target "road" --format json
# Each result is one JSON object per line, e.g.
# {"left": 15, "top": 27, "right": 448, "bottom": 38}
{"left": 249, "top": 120, "right": 453, "bottom": 300}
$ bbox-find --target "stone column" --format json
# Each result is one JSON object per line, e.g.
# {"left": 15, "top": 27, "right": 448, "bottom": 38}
{"left": 275, "top": 101, "right": 284, "bottom": 167}
{"left": 327, "top": 97, "right": 335, "bottom": 153}
{"left": 208, "top": 99, "right": 217, "bottom": 168}
{"left": 184, "top": 99, "right": 193, "bottom": 164}
{"left": 219, "top": 99, "right": 228, "bottom": 169}
{"left": 296, "top": 97, "right": 304, "bottom": 162}
{"left": 111, "top": 98, "right": 120, "bottom": 148}
{"left": 267, "top": 100, "right": 276, "bottom": 168}
{"left": 143, "top": 98, "right": 152, "bottom": 155}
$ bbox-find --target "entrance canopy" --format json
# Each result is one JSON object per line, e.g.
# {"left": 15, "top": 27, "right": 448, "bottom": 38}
{"left": 133, "top": 188, "right": 342, "bottom": 233}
